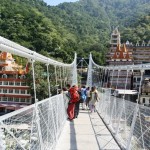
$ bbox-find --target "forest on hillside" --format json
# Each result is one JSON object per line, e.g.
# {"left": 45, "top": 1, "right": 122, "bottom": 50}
{"left": 0, "top": 0, "right": 150, "bottom": 64}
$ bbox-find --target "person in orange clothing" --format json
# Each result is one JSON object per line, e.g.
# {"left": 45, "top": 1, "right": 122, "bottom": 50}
{"left": 67, "top": 85, "right": 79, "bottom": 121}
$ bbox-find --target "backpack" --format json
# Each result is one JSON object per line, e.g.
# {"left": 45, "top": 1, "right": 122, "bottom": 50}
{"left": 81, "top": 88, "right": 87, "bottom": 101}
{"left": 69, "top": 87, "right": 80, "bottom": 103}
{"left": 77, "top": 90, "right": 83, "bottom": 103}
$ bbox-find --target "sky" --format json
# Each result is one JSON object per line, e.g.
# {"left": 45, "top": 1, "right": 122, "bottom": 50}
{"left": 44, "top": 0, "right": 78, "bottom": 6}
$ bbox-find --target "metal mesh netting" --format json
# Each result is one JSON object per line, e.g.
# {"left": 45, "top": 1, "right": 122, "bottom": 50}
{"left": 97, "top": 93, "right": 150, "bottom": 150}
{"left": 0, "top": 94, "right": 68, "bottom": 150}
{"left": 87, "top": 54, "right": 150, "bottom": 150}
{"left": 0, "top": 36, "right": 78, "bottom": 150}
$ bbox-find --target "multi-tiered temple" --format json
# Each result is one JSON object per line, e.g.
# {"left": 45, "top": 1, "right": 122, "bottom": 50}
{"left": 107, "top": 28, "right": 133, "bottom": 89}
{"left": 0, "top": 52, "right": 32, "bottom": 114}
{"left": 109, "top": 44, "right": 133, "bottom": 89}
{"left": 107, "top": 27, "right": 150, "bottom": 105}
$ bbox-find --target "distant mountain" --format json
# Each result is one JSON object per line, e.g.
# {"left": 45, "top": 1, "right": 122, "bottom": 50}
{"left": 0, "top": 0, "right": 149, "bottom": 64}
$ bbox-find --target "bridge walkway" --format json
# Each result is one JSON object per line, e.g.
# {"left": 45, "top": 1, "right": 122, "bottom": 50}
{"left": 56, "top": 110, "right": 120, "bottom": 150}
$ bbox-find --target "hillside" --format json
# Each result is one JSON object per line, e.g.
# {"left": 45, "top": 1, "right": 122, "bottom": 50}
{"left": 0, "top": 0, "right": 149, "bottom": 64}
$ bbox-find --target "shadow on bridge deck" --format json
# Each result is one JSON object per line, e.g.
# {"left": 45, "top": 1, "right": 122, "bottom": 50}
{"left": 55, "top": 110, "right": 120, "bottom": 150}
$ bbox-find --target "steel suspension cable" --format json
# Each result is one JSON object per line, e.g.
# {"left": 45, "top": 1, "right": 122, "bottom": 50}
{"left": 59, "top": 67, "right": 63, "bottom": 89}
{"left": 126, "top": 69, "right": 144, "bottom": 150}
{"left": 102, "top": 68, "right": 108, "bottom": 118}
{"left": 99, "top": 68, "right": 106, "bottom": 115}
{"left": 109, "top": 69, "right": 120, "bottom": 125}
{"left": 62, "top": 67, "right": 65, "bottom": 87}
{"left": 46, "top": 64, "right": 51, "bottom": 97}
{"left": 105, "top": 67, "right": 115, "bottom": 123}
{"left": 31, "top": 60, "right": 43, "bottom": 149}
{"left": 116, "top": 69, "right": 129, "bottom": 135}
{"left": 54, "top": 66, "right": 58, "bottom": 94}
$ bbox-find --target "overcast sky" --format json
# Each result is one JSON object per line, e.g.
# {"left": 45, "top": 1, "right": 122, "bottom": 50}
{"left": 44, "top": 0, "right": 78, "bottom": 6}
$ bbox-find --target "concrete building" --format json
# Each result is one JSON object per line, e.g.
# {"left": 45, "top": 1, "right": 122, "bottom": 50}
{"left": 133, "top": 40, "right": 150, "bottom": 64}
{"left": 0, "top": 52, "right": 32, "bottom": 114}
{"left": 140, "top": 78, "right": 150, "bottom": 106}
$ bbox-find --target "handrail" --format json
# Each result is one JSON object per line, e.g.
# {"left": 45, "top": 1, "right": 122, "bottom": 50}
{"left": 0, "top": 36, "right": 75, "bottom": 67}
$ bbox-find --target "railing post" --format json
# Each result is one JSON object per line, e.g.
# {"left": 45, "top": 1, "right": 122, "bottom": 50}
{"left": 86, "top": 53, "right": 93, "bottom": 88}
{"left": 72, "top": 53, "right": 78, "bottom": 86}
{"left": 115, "top": 69, "right": 129, "bottom": 135}
{"left": 104, "top": 68, "right": 111, "bottom": 120}
{"left": 106, "top": 67, "right": 114, "bottom": 123}
{"left": 126, "top": 104, "right": 139, "bottom": 150}
{"left": 46, "top": 64, "right": 51, "bottom": 97}
{"left": 103, "top": 68, "right": 109, "bottom": 119}
{"left": 60, "top": 66, "right": 63, "bottom": 89}
{"left": 31, "top": 59, "right": 44, "bottom": 149}
{"left": 49, "top": 98, "right": 57, "bottom": 147}
{"left": 109, "top": 69, "right": 120, "bottom": 125}
{"left": 98, "top": 68, "right": 105, "bottom": 114}
{"left": 62, "top": 67, "right": 65, "bottom": 87}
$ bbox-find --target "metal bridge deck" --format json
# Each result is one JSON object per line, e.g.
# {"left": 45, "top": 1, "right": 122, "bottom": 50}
{"left": 56, "top": 110, "right": 120, "bottom": 150}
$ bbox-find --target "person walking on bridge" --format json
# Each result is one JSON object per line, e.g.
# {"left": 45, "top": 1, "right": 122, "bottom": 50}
{"left": 80, "top": 85, "right": 87, "bottom": 110}
{"left": 86, "top": 87, "right": 90, "bottom": 109}
{"left": 67, "top": 85, "right": 80, "bottom": 121}
{"left": 89, "top": 87, "right": 98, "bottom": 113}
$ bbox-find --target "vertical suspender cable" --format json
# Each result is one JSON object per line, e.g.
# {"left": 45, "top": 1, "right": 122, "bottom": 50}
{"left": 126, "top": 69, "right": 144, "bottom": 150}
{"left": 32, "top": 60, "right": 37, "bottom": 103}
{"left": 59, "top": 67, "right": 63, "bottom": 89}
{"left": 31, "top": 60, "right": 43, "bottom": 149}
{"left": 109, "top": 69, "right": 120, "bottom": 125}
{"left": 105, "top": 68, "right": 110, "bottom": 87}
{"left": 106, "top": 68, "right": 115, "bottom": 123}
{"left": 101, "top": 68, "right": 105, "bottom": 88}
{"left": 103, "top": 69, "right": 107, "bottom": 88}
{"left": 46, "top": 64, "right": 51, "bottom": 97}
{"left": 104, "top": 68, "right": 111, "bottom": 119}
{"left": 116, "top": 69, "right": 129, "bottom": 135}
{"left": 55, "top": 66, "right": 58, "bottom": 94}
{"left": 86, "top": 53, "right": 93, "bottom": 88}
{"left": 99, "top": 68, "right": 106, "bottom": 115}
{"left": 103, "top": 68, "right": 108, "bottom": 118}
{"left": 96, "top": 67, "right": 103, "bottom": 113}
{"left": 63, "top": 66, "right": 65, "bottom": 87}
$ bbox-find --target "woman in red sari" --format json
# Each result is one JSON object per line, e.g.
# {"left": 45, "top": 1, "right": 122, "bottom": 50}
{"left": 67, "top": 85, "right": 79, "bottom": 121}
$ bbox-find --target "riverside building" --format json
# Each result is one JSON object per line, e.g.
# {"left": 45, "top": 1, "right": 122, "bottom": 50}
{"left": 0, "top": 52, "right": 32, "bottom": 114}
{"left": 107, "top": 27, "right": 150, "bottom": 105}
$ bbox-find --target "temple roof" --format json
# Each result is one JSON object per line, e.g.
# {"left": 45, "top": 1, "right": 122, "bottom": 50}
{"left": 116, "top": 44, "right": 121, "bottom": 52}
{"left": 0, "top": 52, "right": 13, "bottom": 60}
{"left": 118, "top": 50, "right": 124, "bottom": 59}
{"left": 121, "top": 44, "right": 127, "bottom": 52}
{"left": 112, "top": 52, "right": 118, "bottom": 59}
{"left": 111, "top": 44, "right": 132, "bottom": 60}
{"left": 0, "top": 51, "right": 30, "bottom": 74}
{"left": 124, "top": 52, "right": 131, "bottom": 59}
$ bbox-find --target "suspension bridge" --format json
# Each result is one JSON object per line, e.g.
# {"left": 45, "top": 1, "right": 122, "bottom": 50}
{"left": 0, "top": 36, "right": 150, "bottom": 150}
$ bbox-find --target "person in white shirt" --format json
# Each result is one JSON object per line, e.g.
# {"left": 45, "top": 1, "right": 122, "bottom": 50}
{"left": 89, "top": 86, "right": 98, "bottom": 113}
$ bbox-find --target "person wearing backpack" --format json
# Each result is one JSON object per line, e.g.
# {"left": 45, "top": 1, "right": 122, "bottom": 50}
{"left": 89, "top": 86, "right": 98, "bottom": 113}
{"left": 86, "top": 87, "right": 90, "bottom": 109}
{"left": 80, "top": 85, "right": 87, "bottom": 110}
{"left": 74, "top": 87, "right": 81, "bottom": 118}
{"left": 67, "top": 85, "right": 80, "bottom": 121}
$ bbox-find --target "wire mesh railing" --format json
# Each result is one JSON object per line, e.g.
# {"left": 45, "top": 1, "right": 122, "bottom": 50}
{"left": 0, "top": 36, "right": 77, "bottom": 150}
{"left": 87, "top": 53, "right": 150, "bottom": 150}
{"left": 96, "top": 91, "right": 150, "bottom": 150}
{"left": 0, "top": 94, "right": 68, "bottom": 150}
